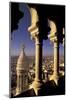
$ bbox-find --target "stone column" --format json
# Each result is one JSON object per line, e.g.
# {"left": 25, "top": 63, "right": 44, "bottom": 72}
{"left": 35, "top": 37, "right": 42, "bottom": 81}
{"left": 48, "top": 20, "right": 59, "bottom": 85}
{"left": 48, "top": 38, "right": 59, "bottom": 85}
{"left": 28, "top": 6, "right": 49, "bottom": 95}
{"left": 16, "top": 70, "right": 23, "bottom": 95}
{"left": 32, "top": 37, "right": 43, "bottom": 95}
{"left": 53, "top": 39, "right": 59, "bottom": 85}
{"left": 28, "top": 25, "right": 44, "bottom": 95}
{"left": 16, "top": 71, "right": 21, "bottom": 95}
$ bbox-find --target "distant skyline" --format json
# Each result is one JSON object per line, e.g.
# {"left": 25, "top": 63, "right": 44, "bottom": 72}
{"left": 11, "top": 3, "right": 64, "bottom": 56}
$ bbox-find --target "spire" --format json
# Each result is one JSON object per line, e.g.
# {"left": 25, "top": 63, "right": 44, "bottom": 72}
{"left": 20, "top": 44, "right": 25, "bottom": 57}
{"left": 22, "top": 44, "right": 25, "bottom": 52}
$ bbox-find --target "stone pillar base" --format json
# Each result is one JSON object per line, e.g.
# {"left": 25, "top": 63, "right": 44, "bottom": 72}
{"left": 15, "top": 88, "right": 21, "bottom": 96}
{"left": 50, "top": 75, "right": 59, "bottom": 85}
{"left": 29, "top": 80, "right": 44, "bottom": 95}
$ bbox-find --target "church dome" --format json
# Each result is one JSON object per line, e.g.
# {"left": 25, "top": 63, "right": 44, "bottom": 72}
{"left": 16, "top": 45, "right": 29, "bottom": 71}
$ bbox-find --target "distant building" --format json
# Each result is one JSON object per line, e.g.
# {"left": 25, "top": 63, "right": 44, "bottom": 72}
{"left": 16, "top": 45, "right": 29, "bottom": 95}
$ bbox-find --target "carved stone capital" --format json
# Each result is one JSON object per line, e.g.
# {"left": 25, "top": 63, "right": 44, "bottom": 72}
{"left": 28, "top": 25, "right": 39, "bottom": 39}
{"left": 48, "top": 33, "right": 58, "bottom": 42}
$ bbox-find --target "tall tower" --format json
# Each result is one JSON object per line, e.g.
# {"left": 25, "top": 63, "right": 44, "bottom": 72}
{"left": 16, "top": 45, "right": 29, "bottom": 95}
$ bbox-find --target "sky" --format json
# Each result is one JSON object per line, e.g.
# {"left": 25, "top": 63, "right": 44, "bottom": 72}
{"left": 11, "top": 3, "right": 64, "bottom": 56}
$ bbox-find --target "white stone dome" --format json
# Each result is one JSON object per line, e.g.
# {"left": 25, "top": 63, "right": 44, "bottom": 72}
{"left": 16, "top": 46, "right": 29, "bottom": 71}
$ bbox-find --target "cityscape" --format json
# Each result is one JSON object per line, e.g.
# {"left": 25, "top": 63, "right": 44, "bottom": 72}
{"left": 10, "top": 2, "right": 65, "bottom": 98}
{"left": 11, "top": 54, "right": 64, "bottom": 97}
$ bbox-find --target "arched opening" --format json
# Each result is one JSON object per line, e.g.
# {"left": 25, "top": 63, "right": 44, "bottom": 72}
{"left": 11, "top": 3, "right": 35, "bottom": 97}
